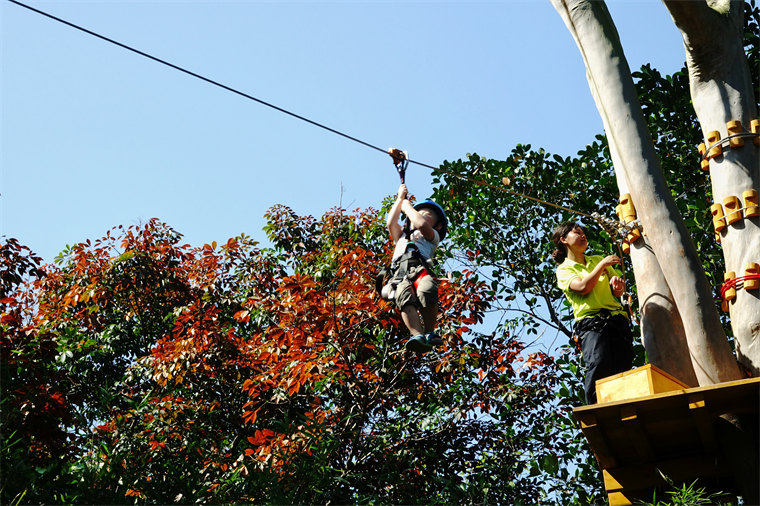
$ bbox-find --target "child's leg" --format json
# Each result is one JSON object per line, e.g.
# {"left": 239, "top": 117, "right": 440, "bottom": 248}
{"left": 395, "top": 279, "right": 424, "bottom": 336}
{"left": 400, "top": 305, "right": 425, "bottom": 336}
{"left": 415, "top": 273, "right": 439, "bottom": 334}
{"left": 420, "top": 305, "right": 437, "bottom": 334}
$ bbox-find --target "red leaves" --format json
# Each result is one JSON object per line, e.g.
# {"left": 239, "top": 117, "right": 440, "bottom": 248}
{"left": 148, "top": 440, "right": 166, "bottom": 451}
{"left": 233, "top": 310, "right": 250, "bottom": 322}
{"left": 125, "top": 488, "right": 142, "bottom": 498}
{"left": 242, "top": 409, "right": 258, "bottom": 425}
{"left": 247, "top": 429, "right": 275, "bottom": 446}
{"left": 5, "top": 206, "right": 565, "bottom": 502}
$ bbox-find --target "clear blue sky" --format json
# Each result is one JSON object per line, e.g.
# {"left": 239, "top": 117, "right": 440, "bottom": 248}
{"left": 2, "top": 0, "right": 685, "bottom": 264}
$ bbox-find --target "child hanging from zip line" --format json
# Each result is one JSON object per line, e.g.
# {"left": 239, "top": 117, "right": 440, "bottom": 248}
{"left": 383, "top": 183, "right": 448, "bottom": 353}
{"left": 552, "top": 221, "right": 634, "bottom": 404}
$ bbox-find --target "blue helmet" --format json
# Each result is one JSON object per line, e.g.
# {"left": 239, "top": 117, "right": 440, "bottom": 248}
{"left": 413, "top": 200, "right": 448, "bottom": 240}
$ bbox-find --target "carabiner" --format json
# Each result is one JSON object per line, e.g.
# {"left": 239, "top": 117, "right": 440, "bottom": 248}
{"left": 388, "top": 148, "right": 409, "bottom": 184}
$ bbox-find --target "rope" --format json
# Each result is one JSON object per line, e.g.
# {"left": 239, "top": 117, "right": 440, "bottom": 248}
{"left": 701, "top": 132, "right": 760, "bottom": 160}
{"left": 720, "top": 274, "right": 760, "bottom": 300}
{"left": 590, "top": 212, "right": 639, "bottom": 323}
{"left": 434, "top": 166, "right": 593, "bottom": 219}
{"left": 10, "top": 0, "right": 603, "bottom": 226}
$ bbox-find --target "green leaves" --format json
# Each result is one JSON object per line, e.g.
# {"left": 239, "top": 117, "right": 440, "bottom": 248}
{"left": 3, "top": 206, "right": 572, "bottom": 504}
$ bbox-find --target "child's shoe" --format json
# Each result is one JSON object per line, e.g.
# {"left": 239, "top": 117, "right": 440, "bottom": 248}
{"left": 405, "top": 335, "right": 431, "bottom": 353}
{"left": 425, "top": 332, "right": 443, "bottom": 347}
{"left": 405, "top": 333, "right": 442, "bottom": 353}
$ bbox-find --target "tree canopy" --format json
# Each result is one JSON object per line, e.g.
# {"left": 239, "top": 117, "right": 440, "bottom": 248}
{"left": 2, "top": 207, "right": 597, "bottom": 504}
{"left": 2, "top": 2, "right": 758, "bottom": 504}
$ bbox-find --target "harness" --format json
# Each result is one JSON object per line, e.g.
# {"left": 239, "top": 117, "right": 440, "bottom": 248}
{"left": 376, "top": 240, "right": 437, "bottom": 301}
{"left": 391, "top": 242, "right": 435, "bottom": 290}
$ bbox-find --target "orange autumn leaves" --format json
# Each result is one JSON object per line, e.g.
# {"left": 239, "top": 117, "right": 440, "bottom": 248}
{"left": 5, "top": 205, "right": 555, "bottom": 503}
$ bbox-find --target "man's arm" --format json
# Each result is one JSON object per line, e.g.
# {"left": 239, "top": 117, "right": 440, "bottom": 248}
{"left": 568, "top": 255, "right": 621, "bottom": 295}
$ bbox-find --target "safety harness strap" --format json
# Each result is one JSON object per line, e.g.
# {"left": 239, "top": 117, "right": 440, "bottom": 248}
{"left": 391, "top": 245, "right": 436, "bottom": 284}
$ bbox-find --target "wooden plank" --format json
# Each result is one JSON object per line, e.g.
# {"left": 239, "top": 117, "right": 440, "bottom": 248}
{"left": 602, "top": 455, "right": 730, "bottom": 497}
{"left": 650, "top": 366, "right": 689, "bottom": 394}
{"left": 573, "top": 377, "right": 760, "bottom": 503}
{"left": 579, "top": 414, "right": 617, "bottom": 469}
{"left": 607, "top": 490, "right": 632, "bottom": 506}
{"left": 620, "top": 405, "right": 655, "bottom": 462}
{"left": 688, "top": 393, "right": 717, "bottom": 454}
{"left": 576, "top": 377, "right": 760, "bottom": 414}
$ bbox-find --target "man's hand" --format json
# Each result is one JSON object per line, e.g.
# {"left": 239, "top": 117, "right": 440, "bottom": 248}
{"left": 610, "top": 276, "right": 625, "bottom": 297}
{"left": 601, "top": 254, "right": 621, "bottom": 268}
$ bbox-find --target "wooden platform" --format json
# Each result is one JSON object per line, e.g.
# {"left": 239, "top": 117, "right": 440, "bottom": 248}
{"left": 574, "top": 370, "right": 760, "bottom": 505}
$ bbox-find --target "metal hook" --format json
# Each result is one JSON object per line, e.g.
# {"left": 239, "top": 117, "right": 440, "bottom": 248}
{"left": 388, "top": 148, "right": 409, "bottom": 183}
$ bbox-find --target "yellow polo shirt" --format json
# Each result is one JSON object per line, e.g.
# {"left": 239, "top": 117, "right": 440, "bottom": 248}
{"left": 557, "top": 254, "right": 626, "bottom": 321}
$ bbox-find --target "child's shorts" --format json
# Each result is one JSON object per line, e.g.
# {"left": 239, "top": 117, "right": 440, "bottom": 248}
{"left": 394, "top": 265, "right": 438, "bottom": 310}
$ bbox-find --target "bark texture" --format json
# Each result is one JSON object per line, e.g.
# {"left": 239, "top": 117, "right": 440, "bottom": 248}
{"left": 664, "top": 0, "right": 760, "bottom": 376}
{"left": 551, "top": 0, "right": 742, "bottom": 384}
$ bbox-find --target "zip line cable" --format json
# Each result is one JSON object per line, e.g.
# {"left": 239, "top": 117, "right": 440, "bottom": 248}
{"left": 10, "top": 0, "right": 590, "bottom": 220}
{"left": 8, "top": 0, "right": 392, "bottom": 160}
{"left": 13, "top": 0, "right": 634, "bottom": 315}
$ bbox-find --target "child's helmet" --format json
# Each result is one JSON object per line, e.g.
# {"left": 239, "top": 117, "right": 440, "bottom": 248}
{"left": 412, "top": 200, "right": 448, "bottom": 240}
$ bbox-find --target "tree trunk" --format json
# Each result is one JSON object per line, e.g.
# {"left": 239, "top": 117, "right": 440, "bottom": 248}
{"left": 611, "top": 167, "right": 699, "bottom": 387}
{"left": 663, "top": 0, "right": 760, "bottom": 376}
{"left": 551, "top": 0, "right": 742, "bottom": 384}
{"left": 595, "top": 88, "right": 699, "bottom": 385}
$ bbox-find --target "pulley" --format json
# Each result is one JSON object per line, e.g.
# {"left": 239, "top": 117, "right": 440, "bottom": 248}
{"left": 388, "top": 148, "right": 409, "bottom": 183}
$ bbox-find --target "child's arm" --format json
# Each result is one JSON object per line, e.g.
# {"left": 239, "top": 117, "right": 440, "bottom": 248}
{"left": 400, "top": 200, "right": 435, "bottom": 241}
{"left": 386, "top": 184, "right": 407, "bottom": 241}
{"left": 568, "top": 255, "right": 621, "bottom": 295}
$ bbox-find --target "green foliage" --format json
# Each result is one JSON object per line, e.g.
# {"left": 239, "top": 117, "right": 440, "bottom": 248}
{"left": 428, "top": 1, "right": 759, "bottom": 500}
{"left": 1, "top": 238, "right": 78, "bottom": 504}
{"left": 2, "top": 208, "right": 578, "bottom": 504}
{"left": 637, "top": 474, "right": 733, "bottom": 506}
{"left": 3, "top": 3, "right": 758, "bottom": 504}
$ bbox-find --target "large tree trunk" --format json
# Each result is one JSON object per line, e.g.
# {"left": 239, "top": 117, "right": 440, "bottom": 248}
{"left": 663, "top": 0, "right": 760, "bottom": 376}
{"left": 597, "top": 93, "right": 699, "bottom": 385}
{"left": 610, "top": 166, "right": 699, "bottom": 387}
{"left": 551, "top": 0, "right": 742, "bottom": 384}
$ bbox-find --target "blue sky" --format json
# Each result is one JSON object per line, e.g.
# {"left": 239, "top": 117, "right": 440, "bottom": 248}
{"left": 2, "top": 0, "right": 686, "bottom": 264}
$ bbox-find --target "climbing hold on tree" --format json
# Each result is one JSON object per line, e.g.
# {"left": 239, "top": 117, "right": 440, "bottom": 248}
{"left": 751, "top": 119, "right": 760, "bottom": 146}
{"left": 619, "top": 194, "right": 636, "bottom": 223}
{"left": 727, "top": 120, "right": 745, "bottom": 148}
{"left": 722, "top": 271, "right": 736, "bottom": 312}
{"left": 618, "top": 194, "right": 641, "bottom": 244}
{"left": 698, "top": 143, "right": 710, "bottom": 170}
{"left": 711, "top": 203, "right": 726, "bottom": 233}
{"left": 724, "top": 272, "right": 736, "bottom": 300}
{"left": 723, "top": 196, "right": 742, "bottom": 225}
{"left": 743, "top": 189, "right": 759, "bottom": 218}
{"left": 707, "top": 131, "right": 722, "bottom": 158}
{"left": 745, "top": 263, "right": 760, "bottom": 291}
